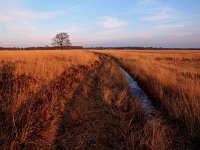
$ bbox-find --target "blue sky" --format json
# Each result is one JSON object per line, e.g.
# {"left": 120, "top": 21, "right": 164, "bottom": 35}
{"left": 0, "top": 0, "right": 200, "bottom": 48}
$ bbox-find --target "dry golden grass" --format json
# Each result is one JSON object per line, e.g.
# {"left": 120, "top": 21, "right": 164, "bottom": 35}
{"left": 1, "top": 49, "right": 199, "bottom": 149}
{"left": 98, "top": 60, "right": 178, "bottom": 150}
{"left": 0, "top": 50, "right": 98, "bottom": 112}
{"left": 0, "top": 50, "right": 99, "bottom": 149}
{"left": 99, "top": 50, "right": 200, "bottom": 147}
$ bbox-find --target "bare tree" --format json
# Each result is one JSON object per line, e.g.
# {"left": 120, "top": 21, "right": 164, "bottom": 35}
{"left": 52, "top": 32, "right": 71, "bottom": 49}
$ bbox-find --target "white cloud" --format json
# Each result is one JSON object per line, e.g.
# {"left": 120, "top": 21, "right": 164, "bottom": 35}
{"left": 97, "top": 16, "right": 127, "bottom": 29}
{"left": 0, "top": 9, "right": 60, "bottom": 24}
{"left": 5, "top": 21, "right": 39, "bottom": 35}
{"left": 141, "top": 14, "right": 174, "bottom": 22}
{"left": 13, "top": 10, "right": 61, "bottom": 20}
{"left": 0, "top": 0, "right": 61, "bottom": 23}
{"left": 141, "top": 7, "right": 180, "bottom": 22}
{"left": 0, "top": 14, "right": 13, "bottom": 24}
{"left": 0, "top": 2, "right": 61, "bottom": 36}
{"left": 155, "top": 24, "right": 184, "bottom": 29}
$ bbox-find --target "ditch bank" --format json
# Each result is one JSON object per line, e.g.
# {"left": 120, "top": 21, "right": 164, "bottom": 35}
{"left": 120, "top": 67, "right": 155, "bottom": 122}
{"left": 93, "top": 52, "right": 155, "bottom": 122}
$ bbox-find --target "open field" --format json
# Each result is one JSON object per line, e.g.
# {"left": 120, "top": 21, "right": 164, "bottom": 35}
{"left": 0, "top": 50, "right": 99, "bottom": 149}
{"left": 98, "top": 50, "right": 200, "bottom": 148}
{"left": 0, "top": 50, "right": 200, "bottom": 149}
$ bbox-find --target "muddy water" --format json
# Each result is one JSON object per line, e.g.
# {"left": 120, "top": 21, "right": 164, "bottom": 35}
{"left": 121, "top": 68, "right": 154, "bottom": 122}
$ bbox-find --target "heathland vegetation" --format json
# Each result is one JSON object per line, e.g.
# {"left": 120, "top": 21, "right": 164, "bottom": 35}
{"left": 0, "top": 49, "right": 199, "bottom": 149}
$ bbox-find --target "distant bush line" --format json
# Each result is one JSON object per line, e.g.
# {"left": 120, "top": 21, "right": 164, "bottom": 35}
{"left": 87, "top": 47, "right": 200, "bottom": 50}
{"left": 0, "top": 46, "right": 199, "bottom": 50}
{"left": 0, "top": 46, "right": 83, "bottom": 50}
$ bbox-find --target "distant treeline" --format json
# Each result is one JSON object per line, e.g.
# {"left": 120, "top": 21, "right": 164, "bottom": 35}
{"left": 86, "top": 47, "right": 200, "bottom": 50}
{"left": 0, "top": 46, "right": 83, "bottom": 50}
{"left": 0, "top": 46, "right": 200, "bottom": 50}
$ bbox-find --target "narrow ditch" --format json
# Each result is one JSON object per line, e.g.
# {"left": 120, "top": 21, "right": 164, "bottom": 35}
{"left": 120, "top": 67, "right": 155, "bottom": 122}
{"left": 93, "top": 52, "right": 156, "bottom": 122}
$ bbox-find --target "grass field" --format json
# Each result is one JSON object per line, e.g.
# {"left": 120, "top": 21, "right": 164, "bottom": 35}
{"left": 99, "top": 50, "right": 200, "bottom": 148}
{"left": 0, "top": 50, "right": 199, "bottom": 149}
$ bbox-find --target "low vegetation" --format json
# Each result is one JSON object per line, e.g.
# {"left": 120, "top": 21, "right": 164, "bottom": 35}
{"left": 101, "top": 50, "right": 200, "bottom": 148}
{"left": 0, "top": 49, "right": 199, "bottom": 149}
{"left": 0, "top": 50, "right": 99, "bottom": 149}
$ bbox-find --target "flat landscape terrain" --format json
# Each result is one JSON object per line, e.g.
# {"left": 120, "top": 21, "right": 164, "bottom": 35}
{"left": 0, "top": 50, "right": 200, "bottom": 149}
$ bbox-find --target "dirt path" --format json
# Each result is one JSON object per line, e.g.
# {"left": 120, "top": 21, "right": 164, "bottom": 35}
{"left": 54, "top": 62, "right": 126, "bottom": 150}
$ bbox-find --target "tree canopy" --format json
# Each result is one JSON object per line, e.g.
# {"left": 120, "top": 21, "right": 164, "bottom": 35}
{"left": 52, "top": 32, "right": 71, "bottom": 49}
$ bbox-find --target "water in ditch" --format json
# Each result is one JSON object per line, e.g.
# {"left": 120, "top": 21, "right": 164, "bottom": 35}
{"left": 121, "top": 68, "right": 155, "bottom": 122}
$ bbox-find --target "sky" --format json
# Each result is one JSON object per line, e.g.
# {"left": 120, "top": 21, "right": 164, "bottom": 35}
{"left": 0, "top": 0, "right": 200, "bottom": 48}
